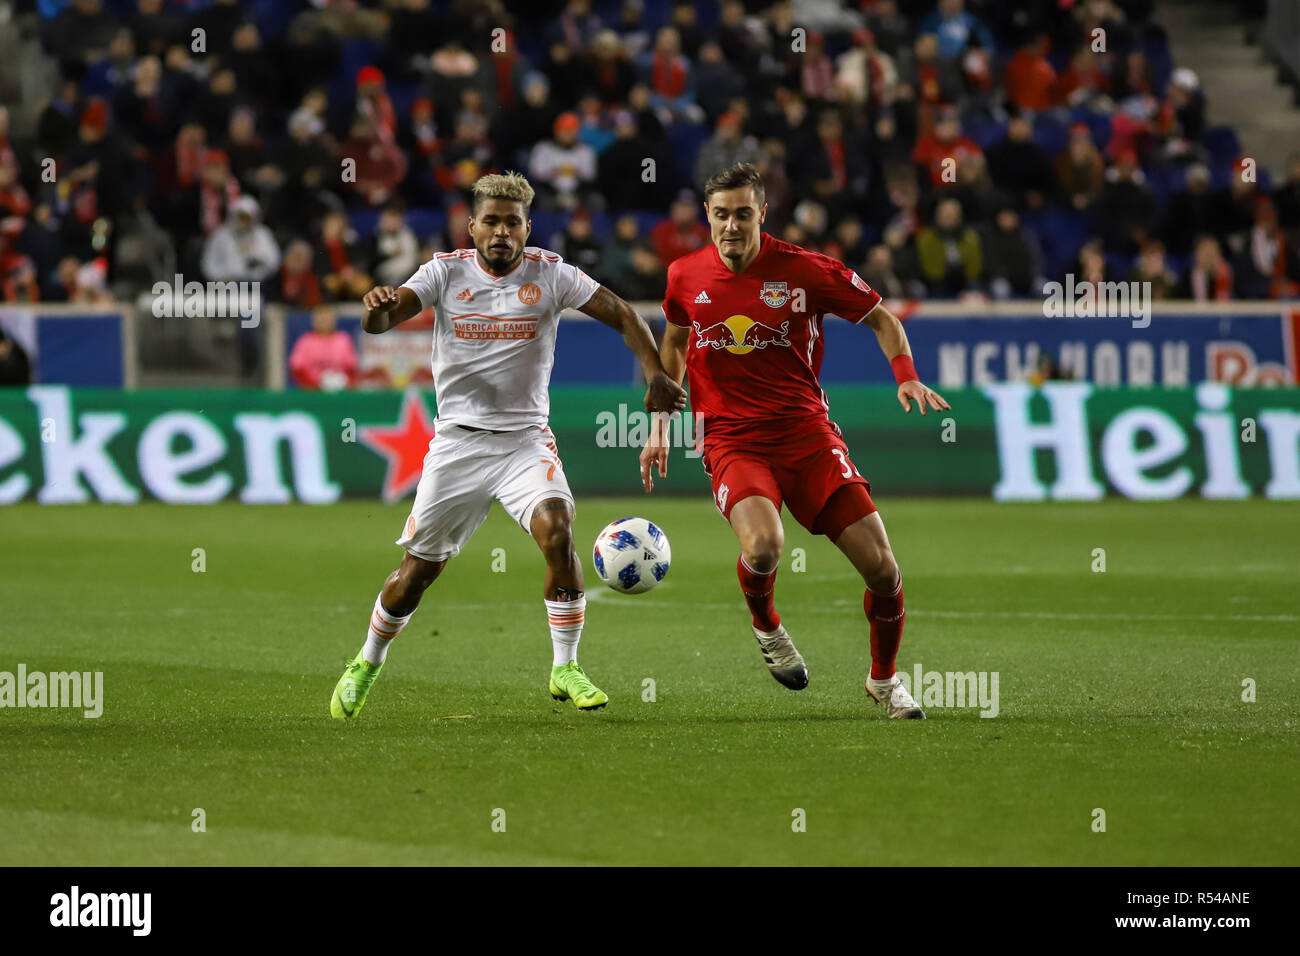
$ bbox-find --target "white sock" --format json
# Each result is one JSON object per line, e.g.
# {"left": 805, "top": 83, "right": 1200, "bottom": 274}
{"left": 362, "top": 594, "right": 413, "bottom": 665}
{"left": 546, "top": 595, "right": 586, "bottom": 666}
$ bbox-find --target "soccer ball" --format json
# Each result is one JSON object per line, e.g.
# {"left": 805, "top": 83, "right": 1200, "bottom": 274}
{"left": 592, "top": 517, "right": 671, "bottom": 594}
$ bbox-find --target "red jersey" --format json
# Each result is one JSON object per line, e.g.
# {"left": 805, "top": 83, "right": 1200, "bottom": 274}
{"left": 663, "top": 233, "right": 882, "bottom": 443}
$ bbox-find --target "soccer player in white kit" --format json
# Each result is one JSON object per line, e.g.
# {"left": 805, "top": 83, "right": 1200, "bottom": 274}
{"left": 330, "top": 172, "right": 686, "bottom": 718}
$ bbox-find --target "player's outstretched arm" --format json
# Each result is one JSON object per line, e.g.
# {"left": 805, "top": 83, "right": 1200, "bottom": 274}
{"left": 579, "top": 285, "right": 687, "bottom": 414}
{"left": 639, "top": 322, "right": 690, "bottom": 493}
{"left": 863, "top": 303, "right": 951, "bottom": 416}
{"left": 360, "top": 285, "right": 422, "bottom": 334}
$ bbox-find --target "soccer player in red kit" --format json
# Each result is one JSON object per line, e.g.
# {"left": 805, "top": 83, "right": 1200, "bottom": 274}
{"left": 640, "top": 162, "right": 949, "bottom": 718}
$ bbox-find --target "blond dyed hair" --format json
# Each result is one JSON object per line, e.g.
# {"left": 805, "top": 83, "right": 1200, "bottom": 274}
{"left": 471, "top": 171, "right": 535, "bottom": 215}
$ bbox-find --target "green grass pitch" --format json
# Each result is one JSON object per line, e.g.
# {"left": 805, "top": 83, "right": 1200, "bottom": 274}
{"left": 1, "top": 497, "right": 1296, "bottom": 866}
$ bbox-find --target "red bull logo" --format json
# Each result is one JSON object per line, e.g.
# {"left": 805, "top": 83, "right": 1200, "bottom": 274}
{"left": 693, "top": 314, "right": 790, "bottom": 355}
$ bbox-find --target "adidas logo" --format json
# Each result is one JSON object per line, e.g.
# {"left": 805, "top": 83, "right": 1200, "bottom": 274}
{"left": 456, "top": 288, "right": 473, "bottom": 301}
{"left": 694, "top": 291, "right": 711, "bottom": 303}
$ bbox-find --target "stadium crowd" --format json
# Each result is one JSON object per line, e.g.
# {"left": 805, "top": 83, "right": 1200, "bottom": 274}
{"left": 3, "top": 0, "right": 1300, "bottom": 319}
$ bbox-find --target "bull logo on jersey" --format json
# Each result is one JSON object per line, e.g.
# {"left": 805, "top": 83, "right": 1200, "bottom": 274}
{"left": 693, "top": 314, "right": 790, "bottom": 355}
{"left": 759, "top": 281, "right": 790, "bottom": 308}
{"left": 518, "top": 283, "right": 541, "bottom": 305}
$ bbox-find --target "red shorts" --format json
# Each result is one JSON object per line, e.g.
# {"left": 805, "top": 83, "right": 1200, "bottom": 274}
{"left": 701, "top": 421, "right": 876, "bottom": 539}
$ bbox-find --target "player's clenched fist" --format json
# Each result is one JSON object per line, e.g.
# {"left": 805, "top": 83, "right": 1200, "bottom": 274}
{"left": 644, "top": 371, "right": 687, "bottom": 414}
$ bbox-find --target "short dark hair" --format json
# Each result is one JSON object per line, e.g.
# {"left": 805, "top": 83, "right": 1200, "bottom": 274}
{"left": 703, "top": 162, "right": 766, "bottom": 208}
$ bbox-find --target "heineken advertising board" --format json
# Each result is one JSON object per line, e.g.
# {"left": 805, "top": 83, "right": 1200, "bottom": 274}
{"left": 0, "top": 384, "right": 1297, "bottom": 504}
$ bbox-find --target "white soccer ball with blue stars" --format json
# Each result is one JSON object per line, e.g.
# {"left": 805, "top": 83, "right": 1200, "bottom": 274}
{"left": 592, "top": 517, "right": 671, "bottom": 594}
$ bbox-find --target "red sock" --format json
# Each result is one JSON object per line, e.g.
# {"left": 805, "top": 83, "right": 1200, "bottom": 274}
{"left": 737, "top": 555, "right": 780, "bottom": 632}
{"left": 864, "top": 579, "right": 905, "bottom": 680}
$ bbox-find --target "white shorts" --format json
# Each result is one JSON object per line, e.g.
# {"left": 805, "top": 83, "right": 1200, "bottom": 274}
{"left": 396, "top": 424, "right": 574, "bottom": 562}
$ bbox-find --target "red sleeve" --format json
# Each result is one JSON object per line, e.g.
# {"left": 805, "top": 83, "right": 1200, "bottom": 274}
{"left": 662, "top": 263, "right": 690, "bottom": 328}
{"left": 806, "top": 251, "right": 882, "bottom": 324}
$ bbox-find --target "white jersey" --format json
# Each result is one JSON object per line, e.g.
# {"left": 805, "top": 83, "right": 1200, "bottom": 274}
{"left": 400, "top": 246, "right": 600, "bottom": 431}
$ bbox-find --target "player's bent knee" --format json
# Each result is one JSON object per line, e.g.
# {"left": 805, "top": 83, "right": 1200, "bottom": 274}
{"left": 741, "top": 531, "right": 783, "bottom": 572}
{"left": 531, "top": 501, "right": 576, "bottom": 558}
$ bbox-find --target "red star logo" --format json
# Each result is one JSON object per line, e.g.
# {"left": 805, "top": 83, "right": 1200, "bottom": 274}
{"left": 360, "top": 390, "right": 437, "bottom": 501}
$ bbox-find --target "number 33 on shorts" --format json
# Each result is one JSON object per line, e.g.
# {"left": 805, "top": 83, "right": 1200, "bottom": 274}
{"left": 831, "top": 447, "right": 861, "bottom": 478}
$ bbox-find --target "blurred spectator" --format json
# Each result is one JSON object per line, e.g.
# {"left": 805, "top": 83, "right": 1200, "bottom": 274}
{"left": 1004, "top": 36, "right": 1057, "bottom": 113}
{"left": 600, "top": 110, "right": 667, "bottom": 211}
{"left": 1240, "top": 198, "right": 1299, "bottom": 299}
{"left": 950, "top": 152, "right": 1006, "bottom": 226}
{"left": 1161, "top": 163, "right": 1218, "bottom": 255}
{"left": 920, "top": 0, "right": 995, "bottom": 61}
{"left": 864, "top": 0, "right": 911, "bottom": 58}
{"left": 669, "top": 2, "right": 704, "bottom": 60}
{"left": 2, "top": 255, "right": 41, "bottom": 303}
{"left": 862, "top": 243, "right": 905, "bottom": 300}
{"left": 801, "top": 111, "right": 870, "bottom": 211}
{"left": 589, "top": 31, "right": 636, "bottom": 106}
{"left": 339, "top": 113, "right": 408, "bottom": 207}
{"left": 1157, "top": 68, "right": 1205, "bottom": 163}
{"left": 223, "top": 107, "right": 266, "bottom": 186}
{"left": 1180, "top": 235, "right": 1234, "bottom": 301}
{"left": 695, "top": 42, "right": 745, "bottom": 121}
{"left": 1096, "top": 151, "right": 1156, "bottom": 255}
{"left": 1056, "top": 45, "right": 1112, "bottom": 110}
{"left": 835, "top": 28, "right": 898, "bottom": 108}
{"left": 619, "top": 244, "right": 668, "bottom": 300}
{"left": 529, "top": 112, "right": 596, "bottom": 211}
{"left": 881, "top": 223, "right": 926, "bottom": 297}
{"left": 45, "top": 0, "right": 118, "bottom": 67}
{"left": 640, "top": 27, "right": 703, "bottom": 124}
{"left": 316, "top": 210, "right": 372, "bottom": 301}
{"left": 912, "top": 106, "right": 981, "bottom": 189}
{"left": 1274, "top": 154, "right": 1300, "bottom": 229}
{"left": 1055, "top": 122, "right": 1105, "bottom": 210}
{"left": 695, "top": 112, "right": 761, "bottom": 193}
{"left": 986, "top": 115, "right": 1053, "bottom": 211}
{"left": 798, "top": 32, "right": 836, "bottom": 105}
{"left": 0, "top": 327, "right": 32, "bottom": 385}
{"left": 132, "top": 0, "right": 180, "bottom": 60}
{"left": 370, "top": 206, "right": 420, "bottom": 288}
{"left": 549, "top": 0, "right": 603, "bottom": 50}
{"left": 981, "top": 206, "right": 1042, "bottom": 299}
{"left": 1075, "top": 238, "right": 1109, "bottom": 286}
{"left": 272, "top": 239, "right": 323, "bottom": 308}
{"left": 616, "top": 0, "right": 652, "bottom": 60}
{"left": 915, "top": 198, "right": 982, "bottom": 296}
{"left": 1128, "top": 239, "right": 1176, "bottom": 300}
{"left": 553, "top": 208, "right": 604, "bottom": 275}
{"left": 651, "top": 191, "right": 710, "bottom": 268}
{"left": 354, "top": 66, "right": 397, "bottom": 139}
{"left": 898, "top": 34, "right": 962, "bottom": 116}
{"left": 290, "top": 305, "right": 358, "bottom": 391}
{"left": 827, "top": 217, "right": 868, "bottom": 267}
{"left": 0, "top": 164, "right": 33, "bottom": 219}
{"left": 599, "top": 214, "right": 642, "bottom": 288}
{"left": 202, "top": 196, "right": 281, "bottom": 283}
{"left": 1214, "top": 156, "right": 1261, "bottom": 257}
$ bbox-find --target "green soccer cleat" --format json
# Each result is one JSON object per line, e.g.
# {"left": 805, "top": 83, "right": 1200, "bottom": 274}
{"left": 549, "top": 661, "right": 608, "bottom": 710}
{"left": 330, "top": 656, "right": 384, "bottom": 719}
